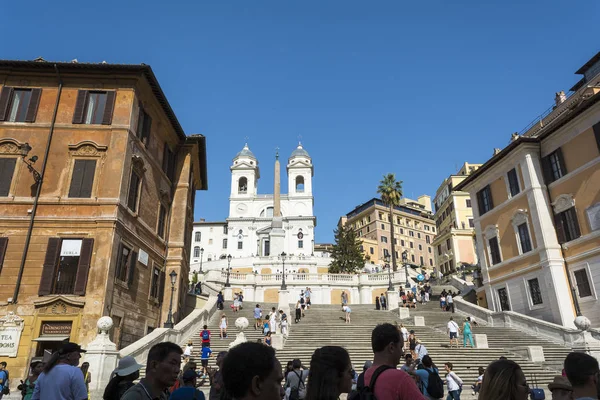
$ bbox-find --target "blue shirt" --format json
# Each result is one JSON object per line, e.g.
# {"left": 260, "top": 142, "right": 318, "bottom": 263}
{"left": 254, "top": 307, "right": 261, "bottom": 319}
{"left": 31, "top": 364, "right": 88, "bottom": 400}
{"left": 0, "top": 370, "right": 6, "bottom": 390}
{"left": 201, "top": 347, "right": 212, "bottom": 360}
{"left": 170, "top": 387, "right": 206, "bottom": 400}
{"left": 415, "top": 367, "right": 438, "bottom": 397}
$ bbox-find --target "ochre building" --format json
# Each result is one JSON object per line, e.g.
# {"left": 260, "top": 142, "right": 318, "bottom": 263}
{"left": 457, "top": 51, "right": 600, "bottom": 327}
{"left": 0, "top": 59, "right": 207, "bottom": 379}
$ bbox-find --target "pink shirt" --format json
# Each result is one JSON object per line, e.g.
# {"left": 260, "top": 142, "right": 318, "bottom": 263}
{"left": 363, "top": 365, "right": 426, "bottom": 400}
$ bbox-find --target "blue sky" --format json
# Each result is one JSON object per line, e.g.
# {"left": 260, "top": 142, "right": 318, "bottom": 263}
{"left": 3, "top": 1, "right": 598, "bottom": 242}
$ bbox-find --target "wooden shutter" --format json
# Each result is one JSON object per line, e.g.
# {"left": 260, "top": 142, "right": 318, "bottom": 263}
{"left": 127, "top": 251, "right": 138, "bottom": 285}
{"left": 142, "top": 113, "right": 152, "bottom": 145}
{"left": 0, "top": 158, "right": 17, "bottom": 197}
{"left": 0, "top": 237, "right": 8, "bottom": 273}
{"left": 554, "top": 213, "right": 566, "bottom": 244}
{"left": 68, "top": 160, "right": 85, "bottom": 197}
{"left": 0, "top": 87, "right": 14, "bottom": 121}
{"left": 74, "top": 239, "right": 94, "bottom": 295}
{"left": 24, "top": 88, "right": 42, "bottom": 123}
{"left": 594, "top": 122, "right": 600, "bottom": 153}
{"left": 102, "top": 91, "right": 116, "bottom": 125}
{"left": 72, "top": 90, "right": 88, "bottom": 124}
{"left": 80, "top": 160, "right": 96, "bottom": 198}
{"left": 541, "top": 156, "right": 553, "bottom": 184}
{"left": 568, "top": 208, "right": 581, "bottom": 239}
{"left": 476, "top": 190, "right": 484, "bottom": 215}
{"left": 114, "top": 243, "right": 124, "bottom": 278}
{"left": 162, "top": 143, "right": 169, "bottom": 174}
{"left": 158, "top": 270, "right": 166, "bottom": 304}
{"left": 555, "top": 148, "right": 567, "bottom": 176}
{"left": 39, "top": 238, "right": 61, "bottom": 295}
{"left": 486, "top": 186, "right": 494, "bottom": 209}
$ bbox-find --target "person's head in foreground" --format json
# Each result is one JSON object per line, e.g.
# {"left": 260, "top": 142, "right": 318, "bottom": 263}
{"left": 305, "top": 346, "right": 353, "bottom": 400}
{"left": 478, "top": 359, "right": 529, "bottom": 400}
{"left": 564, "top": 352, "right": 600, "bottom": 400}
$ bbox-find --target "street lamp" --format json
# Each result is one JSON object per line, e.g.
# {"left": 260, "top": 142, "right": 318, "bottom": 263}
{"left": 199, "top": 248, "right": 205, "bottom": 273}
{"left": 163, "top": 270, "right": 178, "bottom": 328}
{"left": 280, "top": 252, "right": 287, "bottom": 290}
{"left": 225, "top": 254, "right": 232, "bottom": 287}
{"left": 402, "top": 250, "right": 410, "bottom": 289}
{"left": 19, "top": 143, "right": 41, "bottom": 183}
{"left": 385, "top": 253, "right": 392, "bottom": 291}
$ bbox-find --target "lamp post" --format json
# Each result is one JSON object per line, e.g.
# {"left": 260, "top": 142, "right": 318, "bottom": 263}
{"left": 280, "top": 252, "right": 287, "bottom": 290}
{"left": 19, "top": 143, "right": 42, "bottom": 183}
{"left": 163, "top": 270, "right": 178, "bottom": 328}
{"left": 225, "top": 254, "right": 232, "bottom": 287}
{"left": 199, "top": 248, "right": 204, "bottom": 273}
{"left": 402, "top": 250, "right": 410, "bottom": 288}
{"left": 385, "top": 254, "right": 393, "bottom": 291}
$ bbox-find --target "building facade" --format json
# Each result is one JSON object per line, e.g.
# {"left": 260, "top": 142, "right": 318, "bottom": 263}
{"left": 432, "top": 162, "right": 482, "bottom": 275}
{"left": 190, "top": 221, "right": 228, "bottom": 264}
{"left": 342, "top": 196, "right": 437, "bottom": 268}
{"left": 456, "top": 51, "right": 600, "bottom": 327}
{"left": 0, "top": 59, "right": 207, "bottom": 379}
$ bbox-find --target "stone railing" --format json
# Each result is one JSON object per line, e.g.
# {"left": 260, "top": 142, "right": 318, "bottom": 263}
{"left": 119, "top": 295, "right": 218, "bottom": 364}
{"left": 449, "top": 275, "right": 476, "bottom": 294}
{"left": 454, "top": 296, "right": 598, "bottom": 347}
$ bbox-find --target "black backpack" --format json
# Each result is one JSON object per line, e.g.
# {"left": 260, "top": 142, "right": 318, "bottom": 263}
{"left": 348, "top": 365, "right": 394, "bottom": 400}
{"left": 424, "top": 368, "right": 444, "bottom": 399}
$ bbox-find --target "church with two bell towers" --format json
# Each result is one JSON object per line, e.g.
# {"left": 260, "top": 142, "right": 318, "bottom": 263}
{"left": 191, "top": 142, "right": 317, "bottom": 265}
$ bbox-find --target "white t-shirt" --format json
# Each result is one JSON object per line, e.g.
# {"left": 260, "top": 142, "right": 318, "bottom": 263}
{"left": 400, "top": 327, "right": 409, "bottom": 341}
{"left": 31, "top": 364, "right": 88, "bottom": 400}
{"left": 446, "top": 371, "right": 463, "bottom": 391}
{"left": 183, "top": 345, "right": 193, "bottom": 356}
{"left": 447, "top": 321, "right": 459, "bottom": 333}
{"left": 446, "top": 294, "right": 454, "bottom": 303}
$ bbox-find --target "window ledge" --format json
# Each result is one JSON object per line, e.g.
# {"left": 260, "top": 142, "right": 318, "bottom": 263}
{"left": 114, "top": 279, "right": 130, "bottom": 290}
{"left": 529, "top": 304, "right": 545, "bottom": 311}
{"left": 578, "top": 296, "right": 597, "bottom": 304}
{"left": 125, "top": 208, "right": 139, "bottom": 219}
{"left": 149, "top": 297, "right": 160, "bottom": 306}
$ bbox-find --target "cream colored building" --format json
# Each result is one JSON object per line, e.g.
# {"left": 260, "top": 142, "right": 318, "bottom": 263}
{"left": 456, "top": 51, "right": 600, "bottom": 327}
{"left": 341, "top": 196, "right": 436, "bottom": 268}
{"left": 432, "top": 162, "right": 482, "bottom": 274}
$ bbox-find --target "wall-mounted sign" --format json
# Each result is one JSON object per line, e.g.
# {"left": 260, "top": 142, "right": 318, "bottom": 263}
{"left": 60, "top": 240, "right": 82, "bottom": 257}
{"left": 41, "top": 321, "right": 72, "bottom": 336}
{"left": 0, "top": 312, "right": 24, "bottom": 357}
{"left": 138, "top": 249, "right": 149, "bottom": 266}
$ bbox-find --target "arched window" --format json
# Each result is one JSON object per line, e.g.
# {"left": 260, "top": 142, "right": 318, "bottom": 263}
{"left": 238, "top": 177, "right": 248, "bottom": 193}
{"left": 260, "top": 207, "right": 274, "bottom": 218}
{"left": 194, "top": 246, "right": 200, "bottom": 258}
{"left": 295, "top": 176, "right": 305, "bottom": 193}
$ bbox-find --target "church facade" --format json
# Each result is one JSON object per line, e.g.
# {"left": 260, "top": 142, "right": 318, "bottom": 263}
{"left": 191, "top": 143, "right": 316, "bottom": 264}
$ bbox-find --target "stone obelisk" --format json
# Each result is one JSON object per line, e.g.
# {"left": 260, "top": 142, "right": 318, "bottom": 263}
{"left": 270, "top": 150, "right": 285, "bottom": 256}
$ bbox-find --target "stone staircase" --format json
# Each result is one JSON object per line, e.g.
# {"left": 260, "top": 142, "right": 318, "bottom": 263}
{"left": 180, "top": 298, "right": 566, "bottom": 398}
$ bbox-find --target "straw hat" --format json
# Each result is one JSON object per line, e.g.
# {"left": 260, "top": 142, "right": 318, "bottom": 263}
{"left": 548, "top": 375, "right": 572, "bottom": 391}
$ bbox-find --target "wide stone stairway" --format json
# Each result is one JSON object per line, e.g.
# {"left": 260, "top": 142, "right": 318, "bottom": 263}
{"left": 185, "top": 298, "right": 568, "bottom": 398}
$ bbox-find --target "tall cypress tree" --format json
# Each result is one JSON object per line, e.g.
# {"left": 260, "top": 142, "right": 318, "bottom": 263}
{"left": 329, "top": 225, "right": 365, "bottom": 273}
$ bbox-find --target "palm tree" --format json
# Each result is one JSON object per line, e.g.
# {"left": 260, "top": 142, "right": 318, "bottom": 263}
{"left": 377, "top": 173, "right": 403, "bottom": 272}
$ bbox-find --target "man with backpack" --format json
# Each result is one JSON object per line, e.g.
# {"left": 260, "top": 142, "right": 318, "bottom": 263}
{"left": 200, "top": 325, "right": 211, "bottom": 348}
{"left": 414, "top": 355, "right": 444, "bottom": 399}
{"left": 353, "top": 323, "right": 425, "bottom": 400}
{"left": 285, "top": 359, "right": 307, "bottom": 400}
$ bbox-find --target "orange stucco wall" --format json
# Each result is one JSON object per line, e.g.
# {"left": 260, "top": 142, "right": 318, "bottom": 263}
{"left": 330, "top": 289, "right": 351, "bottom": 305}
{"left": 489, "top": 176, "right": 508, "bottom": 207}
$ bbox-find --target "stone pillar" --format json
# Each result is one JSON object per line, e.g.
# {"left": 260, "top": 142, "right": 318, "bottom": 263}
{"left": 387, "top": 290, "right": 399, "bottom": 311}
{"left": 278, "top": 289, "right": 290, "bottom": 317}
{"left": 229, "top": 317, "right": 249, "bottom": 349}
{"left": 84, "top": 317, "right": 119, "bottom": 397}
{"left": 223, "top": 287, "right": 233, "bottom": 301}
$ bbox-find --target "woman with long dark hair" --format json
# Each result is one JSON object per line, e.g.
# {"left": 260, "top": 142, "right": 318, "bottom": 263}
{"left": 305, "top": 346, "right": 353, "bottom": 400}
{"left": 478, "top": 359, "right": 530, "bottom": 400}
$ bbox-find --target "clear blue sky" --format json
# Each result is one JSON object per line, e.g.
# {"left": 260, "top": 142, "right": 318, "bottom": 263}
{"left": 3, "top": 1, "right": 598, "bottom": 242}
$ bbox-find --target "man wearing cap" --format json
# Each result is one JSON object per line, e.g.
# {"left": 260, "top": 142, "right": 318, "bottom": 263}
{"left": 548, "top": 375, "right": 573, "bottom": 400}
{"left": 170, "top": 369, "right": 205, "bottom": 400}
{"left": 31, "top": 342, "right": 88, "bottom": 400}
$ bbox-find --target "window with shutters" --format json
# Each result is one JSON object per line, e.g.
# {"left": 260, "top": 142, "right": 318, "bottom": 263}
{"left": 477, "top": 185, "right": 494, "bottom": 214}
{"left": 554, "top": 207, "right": 581, "bottom": 244}
{"left": 411, "top": 254, "right": 415, "bottom": 262}
{"left": 38, "top": 238, "right": 94, "bottom": 296}
{"left": 157, "top": 204, "right": 167, "bottom": 238}
{"left": 381, "top": 236, "right": 388, "bottom": 243}
{"left": 488, "top": 236, "right": 502, "bottom": 265}
{"left": 409, "top": 242, "right": 414, "bottom": 248}
{"left": 115, "top": 243, "right": 137, "bottom": 285}
{"left": 150, "top": 266, "right": 160, "bottom": 299}
{"left": 71, "top": 90, "right": 116, "bottom": 125}
{"left": 162, "top": 143, "right": 176, "bottom": 182}
{"left": 527, "top": 278, "right": 543, "bottom": 305}
{"left": 497, "top": 288, "right": 511, "bottom": 311}
{"left": 127, "top": 170, "right": 142, "bottom": 212}
{"left": 0, "top": 87, "right": 42, "bottom": 123}
{"left": 68, "top": 159, "right": 97, "bottom": 198}
{"left": 507, "top": 168, "right": 520, "bottom": 197}
{"left": 136, "top": 106, "right": 152, "bottom": 146}
{"left": 517, "top": 223, "right": 532, "bottom": 254}
{"left": 0, "top": 158, "right": 17, "bottom": 197}
{"left": 543, "top": 148, "right": 567, "bottom": 183}
{"left": 574, "top": 269, "right": 593, "bottom": 298}
{"left": 418, "top": 244, "right": 422, "bottom": 250}
{"left": 466, "top": 199, "right": 472, "bottom": 208}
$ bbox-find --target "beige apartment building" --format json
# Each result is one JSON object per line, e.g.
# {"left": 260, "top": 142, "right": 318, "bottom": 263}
{"left": 456, "top": 51, "right": 600, "bottom": 328}
{"left": 341, "top": 196, "right": 437, "bottom": 268}
{"left": 432, "top": 162, "right": 482, "bottom": 275}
